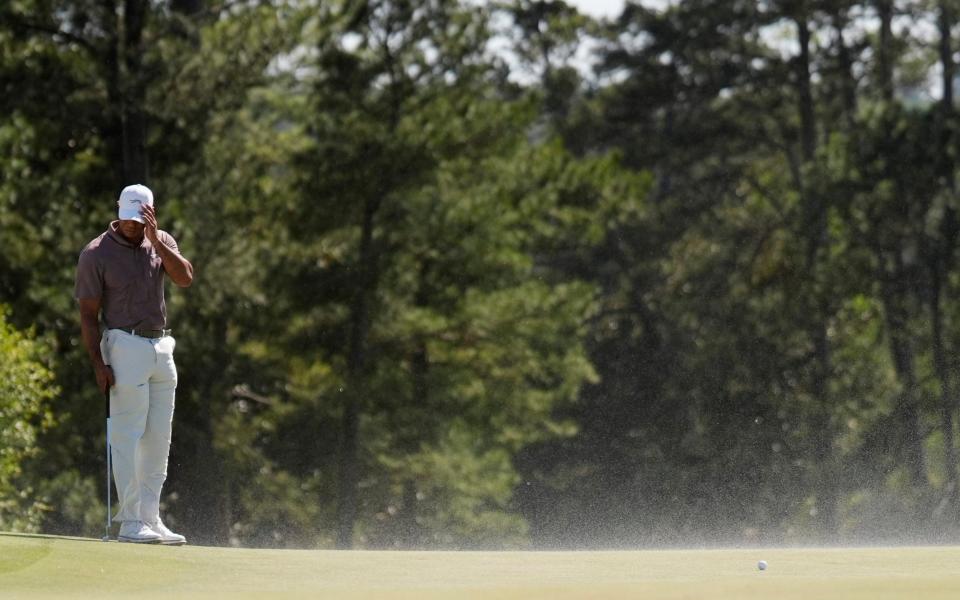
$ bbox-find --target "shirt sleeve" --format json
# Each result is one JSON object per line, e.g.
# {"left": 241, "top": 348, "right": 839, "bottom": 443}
{"left": 75, "top": 249, "right": 103, "bottom": 300}
{"left": 159, "top": 230, "right": 180, "bottom": 253}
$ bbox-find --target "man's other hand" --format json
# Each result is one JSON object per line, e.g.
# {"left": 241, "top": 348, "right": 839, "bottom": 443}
{"left": 96, "top": 363, "right": 115, "bottom": 394}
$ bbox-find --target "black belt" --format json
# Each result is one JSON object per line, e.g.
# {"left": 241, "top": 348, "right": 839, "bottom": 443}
{"left": 117, "top": 328, "right": 172, "bottom": 339}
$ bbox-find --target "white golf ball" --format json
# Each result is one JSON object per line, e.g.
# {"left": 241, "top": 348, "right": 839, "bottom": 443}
{"left": 758, "top": 560, "right": 768, "bottom": 571}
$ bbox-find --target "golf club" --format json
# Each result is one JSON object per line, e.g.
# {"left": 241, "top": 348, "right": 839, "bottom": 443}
{"left": 102, "top": 388, "right": 112, "bottom": 542}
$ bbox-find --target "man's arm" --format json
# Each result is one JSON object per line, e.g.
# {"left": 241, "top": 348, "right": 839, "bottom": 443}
{"left": 141, "top": 203, "right": 193, "bottom": 287}
{"left": 79, "top": 297, "right": 114, "bottom": 393}
{"left": 153, "top": 236, "right": 194, "bottom": 287}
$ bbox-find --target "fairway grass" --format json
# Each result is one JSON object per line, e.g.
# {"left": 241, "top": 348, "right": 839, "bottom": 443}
{"left": 2, "top": 532, "right": 960, "bottom": 599}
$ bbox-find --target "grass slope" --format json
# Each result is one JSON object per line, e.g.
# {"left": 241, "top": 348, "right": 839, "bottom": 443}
{"left": 2, "top": 532, "right": 960, "bottom": 599}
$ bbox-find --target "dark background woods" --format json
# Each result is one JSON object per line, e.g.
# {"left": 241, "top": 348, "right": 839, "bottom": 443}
{"left": 3, "top": 0, "right": 960, "bottom": 549}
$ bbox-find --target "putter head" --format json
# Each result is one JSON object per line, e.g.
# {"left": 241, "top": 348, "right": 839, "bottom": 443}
{"left": 101, "top": 535, "right": 111, "bottom": 542}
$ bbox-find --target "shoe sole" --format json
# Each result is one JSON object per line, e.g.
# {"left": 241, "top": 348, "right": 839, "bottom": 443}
{"left": 159, "top": 540, "right": 187, "bottom": 546}
{"left": 118, "top": 537, "right": 163, "bottom": 544}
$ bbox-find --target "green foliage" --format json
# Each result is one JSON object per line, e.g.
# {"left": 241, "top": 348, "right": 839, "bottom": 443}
{"left": 213, "top": 401, "right": 328, "bottom": 548}
{"left": 34, "top": 470, "right": 102, "bottom": 537}
{"left": 368, "top": 422, "right": 531, "bottom": 549}
{"left": 7, "top": 0, "right": 960, "bottom": 550}
{"left": 0, "top": 307, "right": 57, "bottom": 532}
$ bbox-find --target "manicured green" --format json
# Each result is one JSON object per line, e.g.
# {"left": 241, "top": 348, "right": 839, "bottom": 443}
{"left": 2, "top": 532, "right": 960, "bottom": 599}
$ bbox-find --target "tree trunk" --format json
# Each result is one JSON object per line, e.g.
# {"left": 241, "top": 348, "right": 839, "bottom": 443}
{"left": 793, "top": 12, "right": 839, "bottom": 542}
{"left": 398, "top": 478, "right": 420, "bottom": 548}
{"left": 396, "top": 263, "right": 431, "bottom": 548}
{"left": 931, "top": 271, "right": 958, "bottom": 511}
{"left": 171, "top": 0, "right": 203, "bottom": 16}
{"left": 882, "top": 279, "right": 927, "bottom": 487}
{"left": 796, "top": 17, "right": 816, "bottom": 163}
{"left": 99, "top": 0, "right": 124, "bottom": 189}
{"left": 877, "top": 0, "right": 894, "bottom": 103}
{"left": 98, "top": 0, "right": 149, "bottom": 186}
{"left": 811, "top": 301, "right": 839, "bottom": 542}
{"left": 832, "top": 8, "right": 857, "bottom": 132}
{"left": 121, "top": 0, "right": 149, "bottom": 183}
{"left": 932, "top": 0, "right": 959, "bottom": 516}
{"left": 795, "top": 15, "right": 823, "bottom": 265}
{"left": 336, "top": 197, "right": 379, "bottom": 549}
{"left": 653, "top": 105, "right": 674, "bottom": 205}
{"left": 941, "top": 0, "right": 955, "bottom": 114}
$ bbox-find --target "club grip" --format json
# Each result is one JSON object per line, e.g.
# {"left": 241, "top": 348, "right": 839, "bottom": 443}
{"left": 104, "top": 389, "right": 110, "bottom": 418}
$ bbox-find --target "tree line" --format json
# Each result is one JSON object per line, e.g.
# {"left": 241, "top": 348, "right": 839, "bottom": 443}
{"left": 3, "top": 0, "right": 960, "bottom": 548}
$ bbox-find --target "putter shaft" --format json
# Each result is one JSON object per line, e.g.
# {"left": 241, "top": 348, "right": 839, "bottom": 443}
{"left": 105, "top": 389, "right": 112, "bottom": 541}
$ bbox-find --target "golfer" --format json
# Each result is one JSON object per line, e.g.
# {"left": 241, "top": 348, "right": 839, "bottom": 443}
{"left": 76, "top": 184, "right": 193, "bottom": 544}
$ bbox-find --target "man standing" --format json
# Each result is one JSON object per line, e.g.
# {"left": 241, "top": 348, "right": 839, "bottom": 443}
{"left": 76, "top": 184, "right": 193, "bottom": 544}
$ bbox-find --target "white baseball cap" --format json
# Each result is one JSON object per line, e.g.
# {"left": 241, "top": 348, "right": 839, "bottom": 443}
{"left": 117, "top": 184, "right": 154, "bottom": 223}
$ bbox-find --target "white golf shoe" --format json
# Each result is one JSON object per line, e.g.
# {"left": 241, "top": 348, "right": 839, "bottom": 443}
{"left": 118, "top": 520, "right": 162, "bottom": 543}
{"left": 147, "top": 519, "right": 187, "bottom": 546}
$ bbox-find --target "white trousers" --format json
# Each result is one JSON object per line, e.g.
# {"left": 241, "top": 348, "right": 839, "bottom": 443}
{"left": 101, "top": 329, "right": 177, "bottom": 523}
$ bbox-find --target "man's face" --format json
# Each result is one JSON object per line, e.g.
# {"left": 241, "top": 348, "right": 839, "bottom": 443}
{"left": 118, "top": 219, "right": 145, "bottom": 241}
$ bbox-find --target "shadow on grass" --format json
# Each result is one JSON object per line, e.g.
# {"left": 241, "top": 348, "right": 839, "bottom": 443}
{"left": 0, "top": 531, "right": 108, "bottom": 544}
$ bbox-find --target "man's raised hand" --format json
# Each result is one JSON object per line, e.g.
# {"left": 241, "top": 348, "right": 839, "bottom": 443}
{"left": 141, "top": 203, "right": 159, "bottom": 245}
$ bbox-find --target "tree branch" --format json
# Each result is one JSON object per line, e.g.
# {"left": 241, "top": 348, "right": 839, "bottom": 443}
{"left": 3, "top": 13, "right": 101, "bottom": 58}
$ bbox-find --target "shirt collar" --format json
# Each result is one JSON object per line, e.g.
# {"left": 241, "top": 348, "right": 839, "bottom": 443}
{"left": 107, "top": 221, "right": 147, "bottom": 249}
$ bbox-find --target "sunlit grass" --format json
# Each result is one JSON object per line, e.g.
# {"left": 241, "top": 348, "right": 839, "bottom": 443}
{"left": 2, "top": 532, "right": 959, "bottom": 599}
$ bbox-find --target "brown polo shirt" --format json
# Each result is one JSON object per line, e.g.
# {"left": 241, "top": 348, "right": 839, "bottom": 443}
{"left": 75, "top": 221, "right": 181, "bottom": 330}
